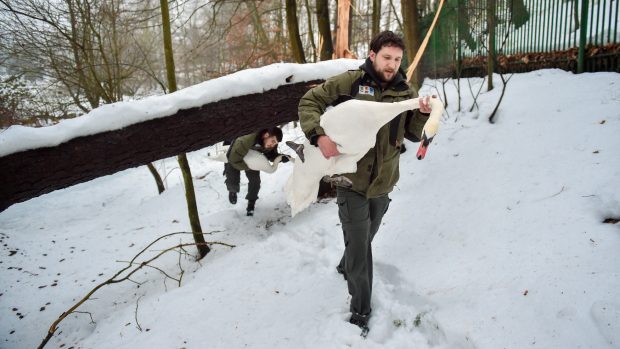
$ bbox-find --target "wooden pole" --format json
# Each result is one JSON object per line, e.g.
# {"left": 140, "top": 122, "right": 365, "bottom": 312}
{"left": 335, "top": 0, "right": 352, "bottom": 58}
{"left": 405, "top": 0, "right": 445, "bottom": 82}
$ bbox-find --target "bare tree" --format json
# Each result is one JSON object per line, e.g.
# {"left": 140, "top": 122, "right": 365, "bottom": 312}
{"left": 303, "top": 0, "right": 318, "bottom": 62}
{"left": 316, "top": 0, "right": 334, "bottom": 60}
{"left": 0, "top": 0, "right": 168, "bottom": 191}
{"left": 401, "top": 0, "right": 421, "bottom": 86}
{"left": 372, "top": 0, "right": 381, "bottom": 38}
{"left": 285, "top": 0, "right": 306, "bottom": 63}
{"left": 160, "top": 0, "right": 209, "bottom": 259}
{"left": 487, "top": 0, "right": 496, "bottom": 91}
{"left": 0, "top": 0, "right": 157, "bottom": 111}
{"left": 246, "top": 1, "right": 278, "bottom": 62}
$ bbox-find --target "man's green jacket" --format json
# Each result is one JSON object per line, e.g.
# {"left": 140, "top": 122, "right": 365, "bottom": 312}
{"left": 298, "top": 59, "right": 429, "bottom": 198}
{"left": 227, "top": 132, "right": 279, "bottom": 171}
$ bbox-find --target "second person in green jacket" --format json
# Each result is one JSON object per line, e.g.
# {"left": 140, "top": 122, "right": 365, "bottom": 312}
{"left": 225, "top": 127, "right": 286, "bottom": 216}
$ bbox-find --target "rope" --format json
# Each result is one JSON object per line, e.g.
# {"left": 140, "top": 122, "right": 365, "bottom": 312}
{"left": 406, "top": 0, "right": 446, "bottom": 82}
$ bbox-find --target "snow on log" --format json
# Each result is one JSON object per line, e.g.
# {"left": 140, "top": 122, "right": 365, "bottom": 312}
{"left": 0, "top": 79, "right": 322, "bottom": 212}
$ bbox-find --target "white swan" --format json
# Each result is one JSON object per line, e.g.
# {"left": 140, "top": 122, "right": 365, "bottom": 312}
{"left": 242, "top": 150, "right": 291, "bottom": 174}
{"left": 285, "top": 97, "right": 444, "bottom": 216}
{"left": 208, "top": 146, "right": 291, "bottom": 174}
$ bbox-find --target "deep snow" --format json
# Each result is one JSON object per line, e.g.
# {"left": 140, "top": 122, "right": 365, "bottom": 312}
{"left": 1, "top": 69, "right": 619, "bottom": 349}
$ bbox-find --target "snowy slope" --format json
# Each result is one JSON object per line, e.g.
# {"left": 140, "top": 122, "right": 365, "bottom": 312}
{"left": 1, "top": 69, "right": 619, "bottom": 349}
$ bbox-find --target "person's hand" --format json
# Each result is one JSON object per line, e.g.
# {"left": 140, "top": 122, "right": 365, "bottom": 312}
{"left": 419, "top": 95, "right": 435, "bottom": 114}
{"left": 317, "top": 135, "right": 341, "bottom": 159}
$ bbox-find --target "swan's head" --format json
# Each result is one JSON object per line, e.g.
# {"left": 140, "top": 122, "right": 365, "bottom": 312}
{"left": 416, "top": 97, "right": 444, "bottom": 160}
{"left": 272, "top": 154, "right": 292, "bottom": 165}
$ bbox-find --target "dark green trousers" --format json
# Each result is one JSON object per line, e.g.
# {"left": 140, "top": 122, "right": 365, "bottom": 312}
{"left": 224, "top": 163, "right": 261, "bottom": 201}
{"left": 336, "top": 187, "right": 390, "bottom": 316}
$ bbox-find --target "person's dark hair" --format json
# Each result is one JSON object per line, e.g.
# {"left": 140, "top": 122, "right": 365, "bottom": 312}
{"left": 260, "top": 127, "right": 283, "bottom": 142}
{"left": 369, "top": 30, "right": 405, "bottom": 53}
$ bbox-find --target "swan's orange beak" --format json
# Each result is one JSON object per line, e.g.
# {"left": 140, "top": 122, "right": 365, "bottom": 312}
{"left": 416, "top": 131, "right": 433, "bottom": 160}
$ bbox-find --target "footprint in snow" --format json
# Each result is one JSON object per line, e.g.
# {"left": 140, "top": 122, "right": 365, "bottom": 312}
{"left": 371, "top": 262, "right": 474, "bottom": 348}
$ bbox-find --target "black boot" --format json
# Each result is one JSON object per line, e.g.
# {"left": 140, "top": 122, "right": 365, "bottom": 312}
{"left": 349, "top": 312, "right": 370, "bottom": 334}
{"left": 228, "top": 192, "right": 237, "bottom": 204}
{"left": 336, "top": 264, "right": 347, "bottom": 280}
{"left": 246, "top": 200, "right": 256, "bottom": 216}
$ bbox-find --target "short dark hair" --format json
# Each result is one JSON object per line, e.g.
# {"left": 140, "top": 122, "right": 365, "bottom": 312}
{"left": 369, "top": 30, "right": 405, "bottom": 53}
{"left": 261, "top": 127, "right": 283, "bottom": 142}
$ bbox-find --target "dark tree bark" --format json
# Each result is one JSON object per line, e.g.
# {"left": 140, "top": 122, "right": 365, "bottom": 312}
{"left": 147, "top": 163, "right": 166, "bottom": 194}
{"left": 0, "top": 80, "right": 322, "bottom": 213}
{"left": 285, "top": 0, "right": 306, "bottom": 63}
{"left": 303, "top": 0, "right": 317, "bottom": 62}
{"left": 372, "top": 0, "right": 381, "bottom": 39}
{"left": 487, "top": 0, "right": 496, "bottom": 91}
{"left": 316, "top": 0, "right": 334, "bottom": 60}
{"left": 401, "top": 0, "right": 421, "bottom": 86}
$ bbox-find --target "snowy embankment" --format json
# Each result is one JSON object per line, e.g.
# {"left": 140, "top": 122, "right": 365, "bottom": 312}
{"left": 1, "top": 69, "right": 619, "bottom": 349}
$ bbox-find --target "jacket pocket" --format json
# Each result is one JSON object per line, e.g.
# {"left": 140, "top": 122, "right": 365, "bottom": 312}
{"left": 337, "top": 192, "right": 370, "bottom": 224}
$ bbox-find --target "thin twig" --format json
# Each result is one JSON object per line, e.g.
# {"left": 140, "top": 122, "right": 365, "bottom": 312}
{"left": 126, "top": 278, "right": 145, "bottom": 286}
{"left": 533, "top": 186, "right": 566, "bottom": 202}
{"left": 38, "top": 232, "right": 234, "bottom": 349}
{"left": 468, "top": 76, "right": 486, "bottom": 112}
{"left": 116, "top": 260, "right": 180, "bottom": 284}
{"left": 488, "top": 72, "right": 513, "bottom": 123}
{"left": 135, "top": 295, "right": 144, "bottom": 332}
{"left": 177, "top": 240, "right": 185, "bottom": 287}
{"left": 73, "top": 311, "right": 95, "bottom": 325}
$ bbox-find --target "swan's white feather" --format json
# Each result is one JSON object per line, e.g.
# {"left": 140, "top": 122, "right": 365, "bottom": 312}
{"left": 286, "top": 97, "right": 443, "bottom": 216}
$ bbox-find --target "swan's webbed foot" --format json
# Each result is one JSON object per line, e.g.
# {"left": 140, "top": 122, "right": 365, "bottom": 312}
{"left": 285, "top": 141, "right": 305, "bottom": 162}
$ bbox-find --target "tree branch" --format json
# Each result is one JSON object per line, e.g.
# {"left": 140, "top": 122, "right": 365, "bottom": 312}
{"left": 37, "top": 231, "right": 235, "bottom": 349}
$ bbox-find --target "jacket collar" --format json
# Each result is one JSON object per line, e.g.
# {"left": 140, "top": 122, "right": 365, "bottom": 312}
{"left": 359, "top": 58, "right": 409, "bottom": 92}
{"left": 253, "top": 129, "right": 268, "bottom": 147}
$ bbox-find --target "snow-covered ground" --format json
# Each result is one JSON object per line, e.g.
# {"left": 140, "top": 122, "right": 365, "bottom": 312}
{"left": 1, "top": 69, "right": 619, "bottom": 349}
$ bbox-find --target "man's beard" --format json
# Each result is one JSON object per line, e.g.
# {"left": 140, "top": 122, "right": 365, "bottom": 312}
{"left": 373, "top": 63, "right": 396, "bottom": 83}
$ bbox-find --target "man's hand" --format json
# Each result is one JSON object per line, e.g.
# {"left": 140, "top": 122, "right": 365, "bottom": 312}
{"left": 317, "top": 135, "right": 341, "bottom": 159}
{"left": 419, "top": 95, "right": 435, "bottom": 114}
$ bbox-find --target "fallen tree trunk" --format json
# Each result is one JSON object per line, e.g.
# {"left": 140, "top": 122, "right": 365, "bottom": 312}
{"left": 0, "top": 80, "right": 322, "bottom": 212}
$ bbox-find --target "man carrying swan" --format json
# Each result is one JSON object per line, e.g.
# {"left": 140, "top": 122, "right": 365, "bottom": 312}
{"left": 225, "top": 127, "right": 287, "bottom": 216}
{"left": 298, "top": 31, "right": 432, "bottom": 332}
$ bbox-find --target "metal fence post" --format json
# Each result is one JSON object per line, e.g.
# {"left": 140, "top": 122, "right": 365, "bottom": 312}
{"left": 578, "top": 0, "right": 589, "bottom": 73}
